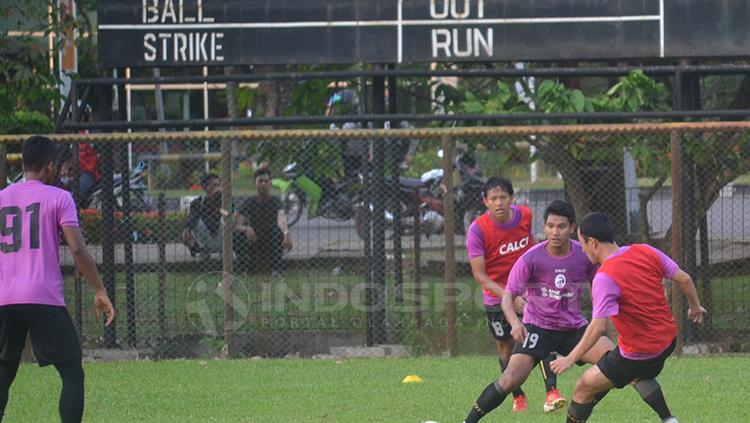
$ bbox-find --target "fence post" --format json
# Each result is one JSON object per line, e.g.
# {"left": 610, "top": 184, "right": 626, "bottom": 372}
{"left": 412, "top": 187, "right": 422, "bottom": 329}
{"left": 670, "top": 130, "right": 685, "bottom": 355}
{"left": 372, "top": 71, "right": 388, "bottom": 345}
{"left": 442, "top": 134, "right": 456, "bottom": 355}
{"left": 0, "top": 143, "right": 6, "bottom": 190}
{"left": 121, "top": 142, "right": 136, "bottom": 347}
{"left": 158, "top": 193, "right": 167, "bottom": 342}
{"left": 221, "top": 137, "right": 235, "bottom": 356}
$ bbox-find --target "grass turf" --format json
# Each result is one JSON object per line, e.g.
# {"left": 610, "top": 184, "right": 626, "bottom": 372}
{"left": 4, "top": 355, "right": 749, "bottom": 422}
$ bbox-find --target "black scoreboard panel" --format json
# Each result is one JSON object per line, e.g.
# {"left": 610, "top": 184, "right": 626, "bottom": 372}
{"left": 98, "top": 0, "right": 750, "bottom": 67}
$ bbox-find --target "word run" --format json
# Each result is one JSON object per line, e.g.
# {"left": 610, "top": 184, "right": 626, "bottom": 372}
{"left": 141, "top": 0, "right": 224, "bottom": 63}
{"left": 430, "top": 0, "right": 493, "bottom": 58}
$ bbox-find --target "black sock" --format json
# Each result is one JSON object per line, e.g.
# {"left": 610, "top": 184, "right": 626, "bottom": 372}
{"left": 0, "top": 360, "right": 20, "bottom": 422}
{"left": 566, "top": 400, "right": 595, "bottom": 423}
{"left": 540, "top": 354, "right": 557, "bottom": 392}
{"left": 643, "top": 388, "right": 672, "bottom": 420}
{"left": 593, "top": 389, "right": 610, "bottom": 405}
{"left": 54, "top": 361, "right": 85, "bottom": 423}
{"left": 499, "top": 359, "right": 525, "bottom": 398}
{"left": 464, "top": 380, "right": 509, "bottom": 423}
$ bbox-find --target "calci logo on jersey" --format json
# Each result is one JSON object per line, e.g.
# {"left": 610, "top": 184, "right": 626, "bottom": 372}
{"left": 498, "top": 237, "right": 529, "bottom": 255}
{"left": 554, "top": 273, "right": 567, "bottom": 289}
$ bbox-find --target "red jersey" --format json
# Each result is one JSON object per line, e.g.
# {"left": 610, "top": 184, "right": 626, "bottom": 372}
{"left": 597, "top": 244, "right": 677, "bottom": 355}
{"left": 466, "top": 205, "right": 534, "bottom": 304}
{"left": 78, "top": 143, "right": 100, "bottom": 181}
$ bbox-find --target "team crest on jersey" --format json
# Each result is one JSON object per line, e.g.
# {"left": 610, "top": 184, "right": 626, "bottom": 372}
{"left": 498, "top": 237, "right": 529, "bottom": 255}
{"left": 554, "top": 273, "right": 567, "bottom": 288}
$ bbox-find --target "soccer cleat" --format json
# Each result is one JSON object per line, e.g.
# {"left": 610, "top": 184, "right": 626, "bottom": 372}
{"left": 662, "top": 418, "right": 679, "bottom": 423}
{"left": 543, "top": 388, "right": 568, "bottom": 413}
{"left": 512, "top": 394, "right": 528, "bottom": 413}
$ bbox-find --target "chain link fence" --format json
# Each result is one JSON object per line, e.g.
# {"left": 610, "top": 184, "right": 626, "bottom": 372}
{"left": 1, "top": 122, "right": 750, "bottom": 358}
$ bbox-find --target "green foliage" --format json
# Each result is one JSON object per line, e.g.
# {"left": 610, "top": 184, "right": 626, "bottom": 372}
{"left": 0, "top": 110, "right": 53, "bottom": 134}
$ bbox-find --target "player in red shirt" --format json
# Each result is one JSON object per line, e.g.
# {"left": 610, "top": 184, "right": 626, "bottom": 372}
{"left": 550, "top": 212, "right": 707, "bottom": 423}
{"left": 464, "top": 177, "right": 563, "bottom": 415}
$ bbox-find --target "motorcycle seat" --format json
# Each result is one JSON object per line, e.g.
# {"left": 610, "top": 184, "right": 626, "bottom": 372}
{"left": 398, "top": 176, "right": 426, "bottom": 188}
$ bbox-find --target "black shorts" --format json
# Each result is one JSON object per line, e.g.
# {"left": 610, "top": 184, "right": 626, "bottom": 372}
{"left": 485, "top": 305, "right": 512, "bottom": 341}
{"left": 597, "top": 338, "right": 676, "bottom": 389}
{"left": 0, "top": 304, "right": 82, "bottom": 367}
{"left": 512, "top": 323, "right": 588, "bottom": 362}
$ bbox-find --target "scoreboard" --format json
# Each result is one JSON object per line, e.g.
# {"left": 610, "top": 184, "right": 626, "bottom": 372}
{"left": 97, "top": 0, "right": 750, "bottom": 67}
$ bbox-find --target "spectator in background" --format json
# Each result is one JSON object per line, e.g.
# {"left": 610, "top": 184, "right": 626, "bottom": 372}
{"left": 182, "top": 173, "right": 223, "bottom": 259}
{"left": 234, "top": 168, "right": 292, "bottom": 275}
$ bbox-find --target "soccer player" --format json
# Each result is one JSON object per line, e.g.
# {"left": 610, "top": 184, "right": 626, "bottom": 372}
{"left": 464, "top": 176, "right": 562, "bottom": 413}
{"left": 462, "top": 200, "right": 614, "bottom": 422}
{"left": 0, "top": 136, "right": 115, "bottom": 423}
{"left": 550, "top": 212, "right": 707, "bottom": 423}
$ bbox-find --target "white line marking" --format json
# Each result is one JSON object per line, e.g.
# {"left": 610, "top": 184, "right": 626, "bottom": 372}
{"left": 99, "top": 15, "right": 662, "bottom": 30}
{"left": 659, "top": 0, "right": 665, "bottom": 57}
{"left": 397, "top": 0, "right": 403, "bottom": 63}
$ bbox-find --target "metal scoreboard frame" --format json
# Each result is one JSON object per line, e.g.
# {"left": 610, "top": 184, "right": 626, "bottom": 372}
{"left": 98, "top": 0, "right": 749, "bottom": 67}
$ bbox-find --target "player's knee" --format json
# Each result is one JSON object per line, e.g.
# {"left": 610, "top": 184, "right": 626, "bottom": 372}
{"left": 498, "top": 371, "right": 521, "bottom": 393}
{"left": 572, "top": 377, "right": 596, "bottom": 403}
{"left": 56, "top": 362, "right": 84, "bottom": 386}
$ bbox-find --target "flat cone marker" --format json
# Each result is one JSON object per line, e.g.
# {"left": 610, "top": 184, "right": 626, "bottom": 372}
{"left": 402, "top": 375, "right": 424, "bottom": 384}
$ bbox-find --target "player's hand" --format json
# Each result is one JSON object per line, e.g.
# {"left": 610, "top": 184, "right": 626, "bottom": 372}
{"left": 513, "top": 296, "right": 527, "bottom": 314}
{"left": 688, "top": 305, "right": 708, "bottom": 324}
{"left": 94, "top": 290, "right": 115, "bottom": 326}
{"left": 282, "top": 233, "right": 293, "bottom": 252}
{"left": 510, "top": 322, "right": 527, "bottom": 344}
{"left": 550, "top": 355, "right": 574, "bottom": 375}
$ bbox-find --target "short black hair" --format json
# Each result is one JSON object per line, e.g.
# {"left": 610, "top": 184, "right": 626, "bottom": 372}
{"left": 254, "top": 168, "right": 271, "bottom": 179}
{"left": 482, "top": 176, "right": 514, "bottom": 198}
{"left": 22, "top": 135, "right": 59, "bottom": 172}
{"left": 579, "top": 212, "right": 615, "bottom": 243}
{"left": 544, "top": 200, "right": 576, "bottom": 225}
{"left": 201, "top": 173, "right": 219, "bottom": 187}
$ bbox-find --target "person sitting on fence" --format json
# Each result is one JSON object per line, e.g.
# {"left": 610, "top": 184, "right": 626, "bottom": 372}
{"left": 233, "top": 168, "right": 293, "bottom": 275}
{"left": 182, "top": 173, "right": 223, "bottom": 259}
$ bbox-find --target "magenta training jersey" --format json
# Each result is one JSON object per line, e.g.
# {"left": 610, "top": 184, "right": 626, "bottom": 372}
{"left": 506, "top": 240, "right": 597, "bottom": 331}
{"left": 0, "top": 180, "right": 79, "bottom": 307}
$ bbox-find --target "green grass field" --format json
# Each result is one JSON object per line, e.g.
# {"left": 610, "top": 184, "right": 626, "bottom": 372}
{"left": 5, "top": 356, "right": 749, "bottom": 422}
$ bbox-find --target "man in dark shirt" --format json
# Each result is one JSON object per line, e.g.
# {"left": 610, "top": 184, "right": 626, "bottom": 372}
{"left": 182, "top": 173, "right": 223, "bottom": 259}
{"left": 234, "top": 168, "right": 292, "bottom": 275}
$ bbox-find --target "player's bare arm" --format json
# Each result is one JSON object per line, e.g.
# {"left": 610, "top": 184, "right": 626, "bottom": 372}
{"left": 550, "top": 317, "right": 608, "bottom": 375}
{"left": 501, "top": 291, "right": 527, "bottom": 344}
{"left": 62, "top": 226, "right": 115, "bottom": 326}
{"left": 469, "top": 256, "right": 505, "bottom": 299}
{"left": 671, "top": 269, "right": 708, "bottom": 323}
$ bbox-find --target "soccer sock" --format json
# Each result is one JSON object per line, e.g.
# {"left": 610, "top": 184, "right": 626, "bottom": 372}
{"left": 0, "top": 360, "right": 20, "bottom": 421}
{"left": 540, "top": 353, "right": 558, "bottom": 392}
{"left": 634, "top": 379, "right": 672, "bottom": 421}
{"left": 464, "top": 380, "right": 509, "bottom": 423}
{"left": 499, "top": 359, "right": 525, "bottom": 398}
{"left": 566, "top": 400, "right": 595, "bottom": 423}
{"left": 54, "top": 361, "right": 85, "bottom": 423}
{"left": 592, "top": 389, "right": 610, "bottom": 405}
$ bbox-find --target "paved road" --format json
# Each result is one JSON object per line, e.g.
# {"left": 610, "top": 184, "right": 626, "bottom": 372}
{"left": 61, "top": 187, "right": 750, "bottom": 267}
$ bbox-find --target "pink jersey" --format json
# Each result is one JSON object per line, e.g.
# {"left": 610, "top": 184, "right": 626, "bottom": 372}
{"left": 0, "top": 180, "right": 79, "bottom": 306}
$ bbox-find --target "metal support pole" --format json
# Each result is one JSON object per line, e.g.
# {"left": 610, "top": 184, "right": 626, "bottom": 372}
{"left": 98, "top": 77, "right": 117, "bottom": 348}
{"left": 442, "top": 135, "right": 456, "bottom": 355}
{"left": 372, "top": 70, "right": 387, "bottom": 345}
{"left": 158, "top": 194, "right": 167, "bottom": 342}
{"left": 670, "top": 130, "right": 685, "bottom": 355}
{"left": 412, "top": 187, "right": 422, "bottom": 329}
{"left": 388, "top": 66, "right": 404, "bottom": 312}
{"left": 221, "top": 138, "right": 235, "bottom": 355}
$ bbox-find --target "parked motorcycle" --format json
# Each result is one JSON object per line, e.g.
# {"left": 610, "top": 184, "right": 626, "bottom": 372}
{"left": 86, "top": 161, "right": 154, "bottom": 212}
{"left": 272, "top": 160, "right": 363, "bottom": 227}
{"left": 354, "top": 151, "right": 486, "bottom": 240}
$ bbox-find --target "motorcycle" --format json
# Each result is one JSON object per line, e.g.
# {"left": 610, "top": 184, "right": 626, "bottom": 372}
{"left": 86, "top": 161, "right": 154, "bottom": 212}
{"left": 272, "top": 160, "right": 363, "bottom": 227}
{"left": 354, "top": 151, "right": 486, "bottom": 240}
